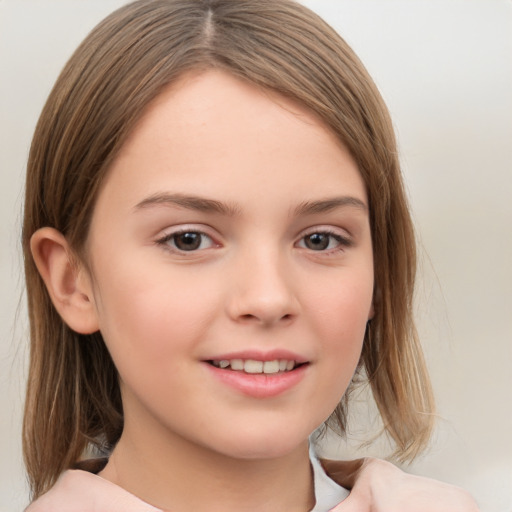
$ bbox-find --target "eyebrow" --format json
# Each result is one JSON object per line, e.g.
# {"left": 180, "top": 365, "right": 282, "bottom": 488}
{"left": 133, "top": 192, "right": 242, "bottom": 216}
{"left": 134, "top": 192, "right": 367, "bottom": 217}
{"left": 293, "top": 196, "right": 368, "bottom": 216}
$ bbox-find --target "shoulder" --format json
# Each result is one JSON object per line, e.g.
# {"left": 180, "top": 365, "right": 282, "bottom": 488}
{"left": 25, "top": 470, "right": 162, "bottom": 512}
{"left": 322, "top": 457, "right": 480, "bottom": 512}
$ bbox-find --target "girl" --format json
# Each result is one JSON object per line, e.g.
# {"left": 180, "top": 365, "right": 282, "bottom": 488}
{"left": 22, "top": 0, "right": 478, "bottom": 510}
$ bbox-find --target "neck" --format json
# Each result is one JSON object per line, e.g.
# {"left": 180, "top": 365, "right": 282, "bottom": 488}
{"left": 99, "top": 422, "right": 314, "bottom": 512}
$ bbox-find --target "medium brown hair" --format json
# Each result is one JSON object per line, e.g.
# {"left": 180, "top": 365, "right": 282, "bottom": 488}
{"left": 23, "top": 0, "right": 434, "bottom": 499}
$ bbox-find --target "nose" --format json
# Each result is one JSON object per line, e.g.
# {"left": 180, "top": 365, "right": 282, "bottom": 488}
{"left": 225, "top": 246, "right": 299, "bottom": 326}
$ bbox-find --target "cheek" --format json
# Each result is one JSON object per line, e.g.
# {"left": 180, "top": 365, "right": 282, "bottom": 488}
{"left": 307, "top": 268, "right": 373, "bottom": 341}
{"left": 91, "top": 259, "right": 221, "bottom": 369}
{"left": 304, "top": 271, "right": 372, "bottom": 399}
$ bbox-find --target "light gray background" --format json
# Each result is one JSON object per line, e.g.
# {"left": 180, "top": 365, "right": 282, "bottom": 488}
{"left": 1, "top": 1, "right": 511, "bottom": 511}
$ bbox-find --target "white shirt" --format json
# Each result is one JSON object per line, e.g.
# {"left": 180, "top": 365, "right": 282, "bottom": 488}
{"left": 310, "top": 444, "right": 350, "bottom": 511}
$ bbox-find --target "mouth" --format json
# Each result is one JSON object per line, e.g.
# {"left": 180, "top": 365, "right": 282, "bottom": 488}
{"left": 207, "top": 358, "right": 306, "bottom": 374}
{"left": 203, "top": 351, "right": 310, "bottom": 397}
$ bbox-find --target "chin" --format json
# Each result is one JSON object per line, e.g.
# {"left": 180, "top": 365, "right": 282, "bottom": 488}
{"left": 204, "top": 422, "right": 313, "bottom": 461}
{"left": 218, "top": 443, "right": 304, "bottom": 462}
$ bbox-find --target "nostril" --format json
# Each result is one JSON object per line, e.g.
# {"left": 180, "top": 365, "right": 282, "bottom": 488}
{"left": 239, "top": 312, "right": 293, "bottom": 323}
{"left": 227, "top": 292, "right": 299, "bottom": 325}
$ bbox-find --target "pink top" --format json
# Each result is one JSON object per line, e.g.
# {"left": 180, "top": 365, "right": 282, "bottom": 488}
{"left": 25, "top": 470, "right": 161, "bottom": 512}
{"left": 25, "top": 456, "right": 349, "bottom": 512}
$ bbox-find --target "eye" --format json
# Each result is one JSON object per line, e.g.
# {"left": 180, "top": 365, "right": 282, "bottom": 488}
{"left": 297, "top": 231, "right": 351, "bottom": 252}
{"left": 157, "top": 230, "right": 216, "bottom": 252}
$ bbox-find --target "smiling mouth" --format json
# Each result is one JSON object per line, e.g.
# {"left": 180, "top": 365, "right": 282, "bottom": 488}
{"left": 207, "top": 359, "right": 306, "bottom": 374}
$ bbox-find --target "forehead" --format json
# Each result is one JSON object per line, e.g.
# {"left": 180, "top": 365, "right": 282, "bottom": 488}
{"left": 95, "top": 69, "right": 366, "bottom": 214}
{"left": 119, "top": 69, "right": 347, "bottom": 159}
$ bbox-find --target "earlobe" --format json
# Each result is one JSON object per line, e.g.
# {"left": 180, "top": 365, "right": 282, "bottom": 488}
{"left": 30, "top": 227, "right": 99, "bottom": 334}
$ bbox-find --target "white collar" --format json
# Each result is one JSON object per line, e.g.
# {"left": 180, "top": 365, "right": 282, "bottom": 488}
{"left": 309, "top": 444, "right": 350, "bottom": 511}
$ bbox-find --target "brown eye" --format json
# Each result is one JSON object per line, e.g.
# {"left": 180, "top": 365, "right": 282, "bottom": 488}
{"left": 157, "top": 228, "right": 217, "bottom": 253}
{"left": 297, "top": 231, "right": 351, "bottom": 252}
{"left": 304, "top": 233, "right": 330, "bottom": 250}
{"left": 158, "top": 231, "right": 216, "bottom": 252}
{"left": 173, "top": 232, "right": 202, "bottom": 251}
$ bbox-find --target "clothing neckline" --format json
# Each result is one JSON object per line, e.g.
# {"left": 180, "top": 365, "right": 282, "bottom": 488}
{"left": 310, "top": 444, "right": 350, "bottom": 511}
{"left": 27, "top": 448, "right": 349, "bottom": 512}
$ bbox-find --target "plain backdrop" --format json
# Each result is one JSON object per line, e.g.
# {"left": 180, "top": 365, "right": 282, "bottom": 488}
{"left": 1, "top": 1, "right": 511, "bottom": 511}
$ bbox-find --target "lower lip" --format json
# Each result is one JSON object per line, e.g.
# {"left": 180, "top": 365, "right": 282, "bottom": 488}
{"left": 204, "top": 363, "right": 308, "bottom": 398}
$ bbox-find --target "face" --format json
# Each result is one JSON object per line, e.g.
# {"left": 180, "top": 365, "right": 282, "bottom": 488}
{"left": 84, "top": 70, "right": 374, "bottom": 461}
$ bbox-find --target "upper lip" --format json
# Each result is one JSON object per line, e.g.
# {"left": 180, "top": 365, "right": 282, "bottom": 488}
{"left": 203, "top": 349, "right": 309, "bottom": 364}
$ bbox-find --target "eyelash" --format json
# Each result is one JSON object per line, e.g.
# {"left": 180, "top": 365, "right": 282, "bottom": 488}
{"left": 296, "top": 229, "right": 352, "bottom": 254}
{"left": 156, "top": 229, "right": 217, "bottom": 253}
{"left": 155, "top": 228, "right": 352, "bottom": 254}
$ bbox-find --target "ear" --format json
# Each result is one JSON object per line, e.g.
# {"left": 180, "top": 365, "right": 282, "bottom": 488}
{"left": 30, "top": 227, "right": 99, "bottom": 334}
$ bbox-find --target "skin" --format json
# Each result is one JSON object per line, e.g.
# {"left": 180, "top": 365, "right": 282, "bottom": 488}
{"left": 34, "top": 70, "right": 374, "bottom": 511}
{"left": 30, "top": 70, "right": 480, "bottom": 511}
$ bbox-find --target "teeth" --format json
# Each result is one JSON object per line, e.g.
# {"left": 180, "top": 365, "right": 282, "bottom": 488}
{"left": 244, "top": 360, "right": 263, "bottom": 373}
{"left": 263, "top": 360, "right": 279, "bottom": 374}
{"left": 230, "top": 359, "right": 244, "bottom": 371}
{"left": 211, "top": 358, "right": 297, "bottom": 374}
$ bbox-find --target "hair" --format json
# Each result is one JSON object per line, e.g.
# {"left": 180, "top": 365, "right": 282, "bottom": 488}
{"left": 22, "top": 0, "right": 435, "bottom": 500}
